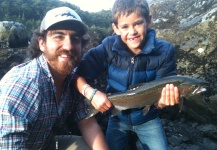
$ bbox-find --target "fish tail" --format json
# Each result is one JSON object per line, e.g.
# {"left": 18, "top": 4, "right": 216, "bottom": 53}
{"left": 85, "top": 108, "right": 99, "bottom": 119}
{"left": 85, "top": 103, "right": 99, "bottom": 119}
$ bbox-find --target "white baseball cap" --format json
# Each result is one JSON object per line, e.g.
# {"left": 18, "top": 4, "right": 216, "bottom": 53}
{"left": 40, "top": 7, "right": 87, "bottom": 34}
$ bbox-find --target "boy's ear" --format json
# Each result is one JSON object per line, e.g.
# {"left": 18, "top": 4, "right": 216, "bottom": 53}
{"left": 147, "top": 15, "right": 152, "bottom": 28}
{"left": 38, "top": 37, "right": 46, "bottom": 52}
{"left": 112, "top": 23, "right": 121, "bottom": 35}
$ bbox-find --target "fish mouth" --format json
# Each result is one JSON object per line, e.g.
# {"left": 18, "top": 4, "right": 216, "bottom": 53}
{"left": 192, "top": 86, "right": 207, "bottom": 94}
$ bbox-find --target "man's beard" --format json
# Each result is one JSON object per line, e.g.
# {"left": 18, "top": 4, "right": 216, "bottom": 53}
{"left": 45, "top": 50, "right": 81, "bottom": 75}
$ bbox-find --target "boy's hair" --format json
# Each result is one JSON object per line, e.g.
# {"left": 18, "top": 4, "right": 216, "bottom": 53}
{"left": 112, "top": 0, "right": 150, "bottom": 25}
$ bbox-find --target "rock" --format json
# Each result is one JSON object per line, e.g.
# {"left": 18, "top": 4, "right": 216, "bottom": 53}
{"left": 201, "top": 138, "right": 217, "bottom": 150}
{"left": 0, "top": 48, "right": 28, "bottom": 78}
{"left": 197, "top": 124, "right": 217, "bottom": 140}
{"left": 0, "top": 21, "right": 28, "bottom": 48}
{"left": 150, "top": 0, "right": 217, "bottom": 124}
{"left": 168, "top": 135, "right": 182, "bottom": 146}
{"left": 163, "top": 118, "right": 217, "bottom": 150}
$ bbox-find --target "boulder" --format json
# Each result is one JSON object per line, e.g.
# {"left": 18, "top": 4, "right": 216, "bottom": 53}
{"left": 150, "top": 0, "right": 217, "bottom": 124}
{"left": 0, "top": 21, "right": 28, "bottom": 48}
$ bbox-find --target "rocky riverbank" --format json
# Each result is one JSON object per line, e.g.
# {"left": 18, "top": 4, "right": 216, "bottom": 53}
{"left": 162, "top": 109, "right": 217, "bottom": 150}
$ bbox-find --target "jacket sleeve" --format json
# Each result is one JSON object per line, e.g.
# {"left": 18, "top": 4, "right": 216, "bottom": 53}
{"left": 156, "top": 42, "right": 177, "bottom": 79}
{"left": 76, "top": 38, "right": 109, "bottom": 82}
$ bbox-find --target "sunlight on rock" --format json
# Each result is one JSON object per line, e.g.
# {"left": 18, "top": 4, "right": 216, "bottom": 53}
{"left": 197, "top": 48, "right": 204, "bottom": 53}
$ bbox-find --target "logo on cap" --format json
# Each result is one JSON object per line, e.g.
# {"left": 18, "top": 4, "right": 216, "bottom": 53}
{"left": 55, "top": 11, "right": 77, "bottom": 19}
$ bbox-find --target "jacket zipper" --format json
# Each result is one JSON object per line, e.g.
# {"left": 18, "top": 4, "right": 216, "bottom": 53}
{"left": 131, "top": 57, "right": 134, "bottom": 64}
{"left": 128, "top": 57, "right": 135, "bottom": 87}
{"left": 128, "top": 57, "right": 135, "bottom": 125}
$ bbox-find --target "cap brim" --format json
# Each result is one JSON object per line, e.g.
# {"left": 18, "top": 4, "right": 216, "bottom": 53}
{"left": 41, "top": 18, "right": 88, "bottom": 35}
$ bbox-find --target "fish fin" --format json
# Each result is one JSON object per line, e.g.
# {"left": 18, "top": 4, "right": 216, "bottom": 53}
{"left": 111, "top": 107, "right": 121, "bottom": 117}
{"left": 179, "top": 96, "right": 184, "bottom": 113}
{"left": 143, "top": 105, "right": 151, "bottom": 115}
{"left": 128, "top": 83, "right": 146, "bottom": 90}
{"left": 107, "top": 93, "right": 112, "bottom": 96}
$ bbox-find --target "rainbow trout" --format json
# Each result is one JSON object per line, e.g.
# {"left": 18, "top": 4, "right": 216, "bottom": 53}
{"left": 86, "top": 75, "right": 208, "bottom": 118}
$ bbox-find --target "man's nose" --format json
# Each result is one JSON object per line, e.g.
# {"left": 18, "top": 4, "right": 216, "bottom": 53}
{"left": 62, "top": 36, "right": 73, "bottom": 51}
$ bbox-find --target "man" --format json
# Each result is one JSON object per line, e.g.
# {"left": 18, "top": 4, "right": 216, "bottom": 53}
{"left": 0, "top": 7, "right": 108, "bottom": 150}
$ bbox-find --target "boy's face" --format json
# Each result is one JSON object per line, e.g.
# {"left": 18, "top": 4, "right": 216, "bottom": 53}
{"left": 39, "top": 29, "right": 82, "bottom": 75}
{"left": 113, "top": 12, "right": 151, "bottom": 54}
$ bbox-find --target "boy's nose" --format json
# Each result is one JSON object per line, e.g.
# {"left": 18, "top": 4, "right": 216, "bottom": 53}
{"left": 129, "top": 27, "right": 137, "bottom": 35}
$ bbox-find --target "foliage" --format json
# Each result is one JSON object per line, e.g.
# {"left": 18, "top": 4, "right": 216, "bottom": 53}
{"left": 90, "top": 25, "right": 113, "bottom": 40}
{"left": 0, "top": 0, "right": 112, "bottom": 38}
{"left": 0, "top": 29, "right": 11, "bottom": 48}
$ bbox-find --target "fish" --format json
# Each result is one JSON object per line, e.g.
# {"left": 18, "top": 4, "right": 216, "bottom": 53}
{"left": 85, "top": 75, "right": 208, "bottom": 118}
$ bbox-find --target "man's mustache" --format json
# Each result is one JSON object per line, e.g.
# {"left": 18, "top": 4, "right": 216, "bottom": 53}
{"left": 57, "top": 50, "right": 74, "bottom": 57}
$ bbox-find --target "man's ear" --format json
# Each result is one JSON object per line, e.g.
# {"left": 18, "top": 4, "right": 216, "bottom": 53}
{"left": 112, "top": 23, "right": 121, "bottom": 35}
{"left": 38, "top": 37, "right": 45, "bottom": 52}
{"left": 147, "top": 15, "right": 152, "bottom": 28}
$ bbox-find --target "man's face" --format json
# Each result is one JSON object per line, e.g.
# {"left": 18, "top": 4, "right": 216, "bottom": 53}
{"left": 39, "top": 30, "right": 82, "bottom": 75}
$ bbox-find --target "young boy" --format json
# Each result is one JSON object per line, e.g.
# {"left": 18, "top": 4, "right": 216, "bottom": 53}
{"left": 76, "top": 0, "right": 179, "bottom": 149}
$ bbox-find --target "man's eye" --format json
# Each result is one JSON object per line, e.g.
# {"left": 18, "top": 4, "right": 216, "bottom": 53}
{"left": 72, "top": 37, "right": 81, "bottom": 44}
{"left": 54, "top": 35, "right": 63, "bottom": 39}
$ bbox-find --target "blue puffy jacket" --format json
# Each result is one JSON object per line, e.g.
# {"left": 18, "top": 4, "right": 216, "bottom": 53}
{"left": 76, "top": 29, "right": 177, "bottom": 125}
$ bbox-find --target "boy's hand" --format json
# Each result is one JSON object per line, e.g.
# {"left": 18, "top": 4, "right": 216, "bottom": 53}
{"left": 91, "top": 90, "right": 112, "bottom": 113}
{"left": 156, "top": 84, "right": 180, "bottom": 109}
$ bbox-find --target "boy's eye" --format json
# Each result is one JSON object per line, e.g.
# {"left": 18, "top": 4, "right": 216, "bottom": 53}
{"left": 120, "top": 25, "right": 128, "bottom": 29}
{"left": 135, "top": 21, "right": 144, "bottom": 26}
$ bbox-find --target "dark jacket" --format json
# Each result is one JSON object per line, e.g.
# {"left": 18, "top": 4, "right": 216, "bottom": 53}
{"left": 77, "top": 29, "right": 177, "bottom": 125}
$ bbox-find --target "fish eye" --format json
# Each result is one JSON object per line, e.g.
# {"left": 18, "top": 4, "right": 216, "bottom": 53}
{"left": 192, "top": 84, "right": 198, "bottom": 89}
